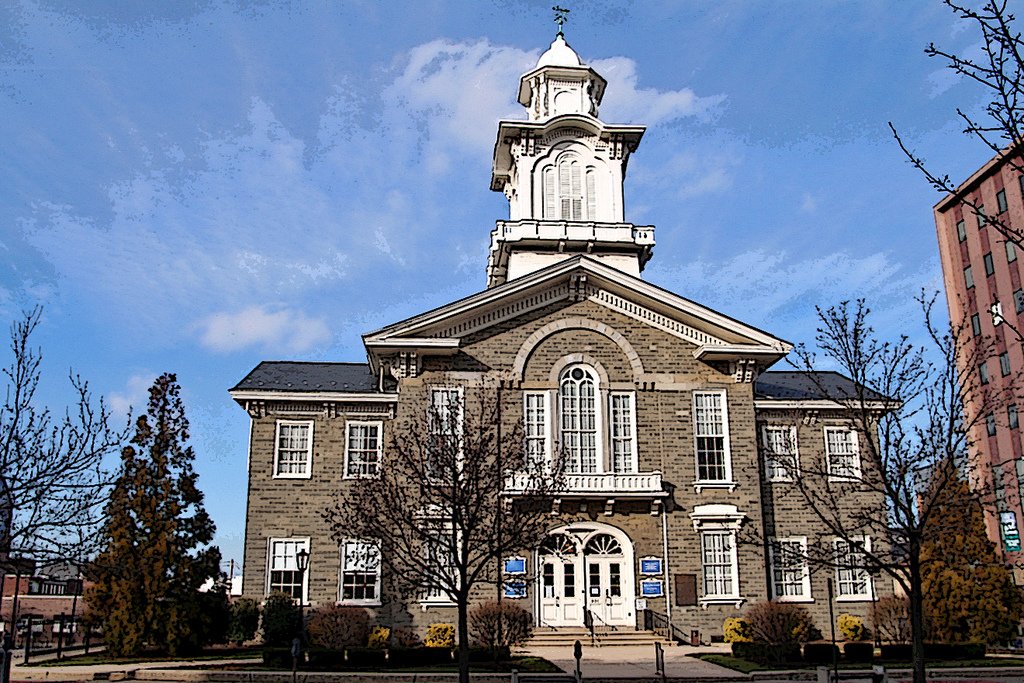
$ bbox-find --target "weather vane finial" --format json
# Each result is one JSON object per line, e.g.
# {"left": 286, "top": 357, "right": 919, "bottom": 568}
{"left": 553, "top": 6, "right": 570, "bottom": 37}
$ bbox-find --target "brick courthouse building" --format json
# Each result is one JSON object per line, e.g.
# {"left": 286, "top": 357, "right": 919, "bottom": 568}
{"left": 231, "top": 33, "right": 888, "bottom": 641}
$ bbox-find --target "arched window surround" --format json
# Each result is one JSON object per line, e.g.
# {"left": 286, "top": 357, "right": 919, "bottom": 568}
{"left": 538, "top": 149, "right": 599, "bottom": 221}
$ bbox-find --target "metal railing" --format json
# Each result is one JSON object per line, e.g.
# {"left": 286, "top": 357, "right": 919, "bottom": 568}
{"left": 642, "top": 609, "right": 690, "bottom": 644}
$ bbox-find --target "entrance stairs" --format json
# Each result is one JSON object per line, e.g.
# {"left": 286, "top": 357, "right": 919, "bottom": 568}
{"left": 525, "top": 626, "right": 676, "bottom": 648}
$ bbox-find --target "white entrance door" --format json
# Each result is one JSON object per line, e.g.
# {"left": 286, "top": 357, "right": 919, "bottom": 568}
{"left": 586, "top": 558, "right": 629, "bottom": 626}
{"left": 538, "top": 556, "right": 582, "bottom": 626}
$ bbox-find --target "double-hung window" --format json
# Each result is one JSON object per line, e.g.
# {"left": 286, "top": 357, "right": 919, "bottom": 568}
{"left": 523, "top": 392, "right": 549, "bottom": 468}
{"left": 274, "top": 421, "right": 313, "bottom": 478}
{"left": 421, "top": 517, "right": 457, "bottom": 604}
{"left": 762, "top": 425, "right": 798, "bottom": 482}
{"left": 339, "top": 540, "right": 380, "bottom": 604}
{"left": 834, "top": 537, "right": 873, "bottom": 601}
{"left": 770, "top": 538, "right": 811, "bottom": 601}
{"left": 428, "top": 387, "right": 463, "bottom": 481}
{"left": 609, "top": 392, "right": 637, "bottom": 473}
{"left": 267, "top": 537, "right": 309, "bottom": 602}
{"left": 694, "top": 391, "right": 731, "bottom": 483}
{"left": 345, "top": 421, "right": 382, "bottom": 478}
{"left": 824, "top": 426, "right": 860, "bottom": 480}
{"left": 700, "top": 531, "right": 738, "bottom": 599}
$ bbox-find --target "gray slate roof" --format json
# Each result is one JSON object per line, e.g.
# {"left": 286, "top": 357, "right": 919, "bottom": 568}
{"left": 231, "top": 364, "right": 881, "bottom": 402}
{"left": 755, "top": 371, "right": 888, "bottom": 402}
{"left": 231, "top": 361, "right": 392, "bottom": 393}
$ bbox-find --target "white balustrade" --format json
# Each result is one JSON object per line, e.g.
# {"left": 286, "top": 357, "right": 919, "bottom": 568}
{"left": 504, "top": 470, "right": 663, "bottom": 495}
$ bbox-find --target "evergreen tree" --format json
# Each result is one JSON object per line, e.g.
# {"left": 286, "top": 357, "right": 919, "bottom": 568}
{"left": 86, "top": 373, "right": 221, "bottom": 656}
{"left": 921, "top": 472, "right": 1023, "bottom": 644}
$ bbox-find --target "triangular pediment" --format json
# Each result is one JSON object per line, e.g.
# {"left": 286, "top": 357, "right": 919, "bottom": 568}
{"left": 363, "top": 256, "right": 792, "bottom": 374}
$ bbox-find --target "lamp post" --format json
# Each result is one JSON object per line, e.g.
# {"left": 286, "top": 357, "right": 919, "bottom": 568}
{"left": 293, "top": 548, "right": 310, "bottom": 679}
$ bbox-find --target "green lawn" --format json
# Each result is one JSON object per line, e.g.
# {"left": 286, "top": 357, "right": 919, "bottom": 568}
{"left": 695, "top": 653, "right": 1024, "bottom": 673}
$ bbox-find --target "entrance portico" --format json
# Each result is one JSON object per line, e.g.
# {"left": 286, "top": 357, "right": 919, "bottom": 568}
{"left": 536, "top": 522, "right": 636, "bottom": 629}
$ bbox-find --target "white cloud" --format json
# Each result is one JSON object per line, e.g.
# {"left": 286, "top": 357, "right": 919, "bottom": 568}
{"left": 108, "top": 372, "right": 156, "bottom": 418}
{"left": 632, "top": 149, "right": 739, "bottom": 199}
{"left": 800, "top": 193, "right": 818, "bottom": 213}
{"left": 197, "top": 306, "right": 331, "bottom": 353}
{"left": 592, "top": 57, "right": 725, "bottom": 125}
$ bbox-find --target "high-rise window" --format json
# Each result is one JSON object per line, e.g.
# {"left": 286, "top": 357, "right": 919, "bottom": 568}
{"left": 1000, "top": 352, "right": 1012, "bottom": 377}
{"left": 345, "top": 422, "right": 382, "bottom": 478}
{"left": 965, "top": 266, "right": 974, "bottom": 289}
{"left": 987, "top": 413, "right": 998, "bottom": 437}
{"left": 763, "top": 425, "right": 798, "bottom": 482}
{"left": 694, "top": 391, "right": 730, "bottom": 482}
{"left": 1016, "top": 289, "right": 1024, "bottom": 314}
{"left": 978, "top": 205, "right": 987, "bottom": 228}
{"left": 984, "top": 252, "right": 995, "bottom": 276}
{"left": 980, "top": 362, "right": 990, "bottom": 385}
{"left": 957, "top": 219, "right": 967, "bottom": 242}
{"left": 1007, "top": 241, "right": 1017, "bottom": 263}
{"left": 1009, "top": 405, "right": 1019, "bottom": 430}
{"left": 274, "top": 421, "right": 313, "bottom": 478}
{"left": 824, "top": 426, "right": 860, "bottom": 479}
{"left": 560, "top": 366, "right": 598, "bottom": 473}
{"left": 997, "top": 189, "right": 1008, "bottom": 213}
{"left": 609, "top": 392, "right": 636, "bottom": 473}
{"left": 972, "top": 313, "right": 982, "bottom": 336}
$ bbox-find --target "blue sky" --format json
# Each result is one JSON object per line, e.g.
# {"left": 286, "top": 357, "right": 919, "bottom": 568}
{"left": 0, "top": 1, "right": 996, "bottom": 575}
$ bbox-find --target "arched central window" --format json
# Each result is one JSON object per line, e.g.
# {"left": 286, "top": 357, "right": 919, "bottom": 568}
{"left": 543, "top": 154, "right": 596, "bottom": 221}
{"left": 559, "top": 365, "right": 598, "bottom": 473}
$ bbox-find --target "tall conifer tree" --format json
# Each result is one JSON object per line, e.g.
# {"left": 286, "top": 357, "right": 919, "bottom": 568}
{"left": 921, "top": 472, "right": 1023, "bottom": 643}
{"left": 87, "top": 373, "right": 221, "bottom": 656}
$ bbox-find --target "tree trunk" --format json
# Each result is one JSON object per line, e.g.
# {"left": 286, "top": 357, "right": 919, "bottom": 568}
{"left": 909, "top": 539, "right": 926, "bottom": 683}
{"left": 458, "top": 595, "right": 470, "bottom": 683}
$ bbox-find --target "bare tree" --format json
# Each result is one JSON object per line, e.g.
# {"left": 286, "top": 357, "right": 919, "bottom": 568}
{"left": 0, "top": 307, "right": 125, "bottom": 565}
{"left": 752, "top": 296, "right": 1014, "bottom": 683}
{"left": 324, "top": 383, "right": 563, "bottom": 683}
{"left": 891, "top": 0, "right": 1024, "bottom": 247}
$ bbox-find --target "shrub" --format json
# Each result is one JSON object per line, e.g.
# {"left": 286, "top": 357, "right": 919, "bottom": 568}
{"left": 307, "top": 605, "right": 370, "bottom": 649}
{"left": 260, "top": 592, "right": 299, "bottom": 647}
{"left": 803, "top": 642, "right": 840, "bottom": 664}
{"left": 391, "top": 627, "right": 422, "bottom": 649}
{"left": 838, "top": 613, "right": 868, "bottom": 641}
{"left": 844, "top": 641, "right": 874, "bottom": 662}
{"left": 228, "top": 597, "right": 261, "bottom": 644}
{"left": 731, "top": 641, "right": 800, "bottom": 664}
{"left": 469, "top": 601, "right": 533, "bottom": 648}
{"left": 880, "top": 643, "right": 913, "bottom": 661}
{"left": 745, "top": 601, "right": 815, "bottom": 646}
{"left": 871, "top": 596, "right": 910, "bottom": 644}
{"left": 426, "top": 623, "right": 455, "bottom": 648}
{"left": 924, "top": 641, "right": 986, "bottom": 660}
{"left": 368, "top": 625, "right": 391, "bottom": 649}
{"left": 723, "top": 617, "right": 752, "bottom": 643}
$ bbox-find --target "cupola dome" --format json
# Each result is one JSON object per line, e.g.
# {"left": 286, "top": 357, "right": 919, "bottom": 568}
{"left": 536, "top": 34, "right": 583, "bottom": 68}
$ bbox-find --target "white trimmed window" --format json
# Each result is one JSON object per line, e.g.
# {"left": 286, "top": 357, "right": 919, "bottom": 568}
{"left": 421, "top": 518, "right": 457, "bottom": 605}
{"left": 345, "top": 421, "right": 382, "bottom": 479}
{"left": 542, "top": 154, "right": 596, "bottom": 221}
{"left": 524, "top": 392, "right": 550, "bottom": 468}
{"left": 339, "top": 540, "right": 380, "bottom": 604}
{"left": 428, "top": 387, "right": 463, "bottom": 481}
{"left": 770, "top": 537, "right": 811, "bottom": 601}
{"left": 267, "top": 537, "right": 309, "bottom": 603}
{"left": 609, "top": 392, "right": 637, "bottom": 473}
{"left": 700, "top": 530, "right": 738, "bottom": 599}
{"left": 834, "top": 537, "right": 873, "bottom": 601}
{"left": 274, "top": 421, "right": 313, "bottom": 478}
{"left": 824, "top": 426, "right": 861, "bottom": 480}
{"left": 763, "top": 425, "right": 798, "bottom": 482}
{"left": 559, "top": 366, "right": 600, "bottom": 473}
{"left": 694, "top": 391, "right": 731, "bottom": 482}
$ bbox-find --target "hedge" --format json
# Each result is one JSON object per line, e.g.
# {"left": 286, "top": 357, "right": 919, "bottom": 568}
{"left": 803, "top": 643, "right": 839, "bottom": 664}
{"left": 843, "top": 642, "right": 874, "bottom": 663}
{"left": 880, "top": 642, "right": 986, "bottom": 661}
{"left": 731, "top": 641, "right": 801, "bottom": 664}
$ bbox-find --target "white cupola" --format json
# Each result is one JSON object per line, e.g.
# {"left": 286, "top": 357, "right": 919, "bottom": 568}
{"left": 487, "top": 32, "right": 654, "bottom": 288}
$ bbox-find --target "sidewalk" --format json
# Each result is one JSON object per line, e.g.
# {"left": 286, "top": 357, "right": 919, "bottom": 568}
{"left": 521, "top": 642, "right": 743, "bottom": 680}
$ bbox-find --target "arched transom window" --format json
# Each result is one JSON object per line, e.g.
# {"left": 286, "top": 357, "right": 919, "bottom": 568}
{"left": 560, "top": 365, "right": 598, "bottom": 473}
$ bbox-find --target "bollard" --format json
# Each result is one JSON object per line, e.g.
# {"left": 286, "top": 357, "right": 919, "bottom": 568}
{"left": 22, "top": 619, "right": 30, "bottom": 665}
{"left": 510, "top": 668, "right": 519, "bottom": 683}
{"left": 573, "top": 639, "right": 583, "bottom": 683}
{"left": 871, "top": 664, "right": 887, "bottom": 683}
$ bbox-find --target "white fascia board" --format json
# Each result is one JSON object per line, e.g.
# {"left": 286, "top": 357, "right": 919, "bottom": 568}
{"left": 230, "top": 390, "right": 399, "bottom": 403}
{"left": 753, "top": 399, "right": 895, "bottom": 411}
{"left": 363, "top": 338, "right": 460, "bottom": 351}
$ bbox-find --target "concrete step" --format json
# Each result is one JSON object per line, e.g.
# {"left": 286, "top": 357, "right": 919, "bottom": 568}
{"left": 526, "top": 628, "right": 676, "bottom": 648}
